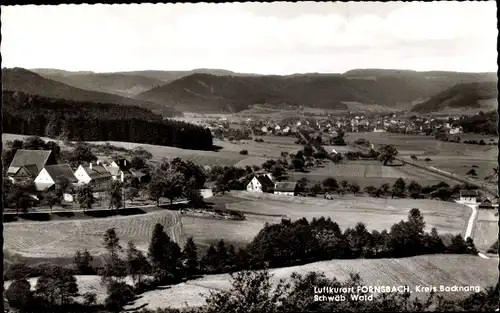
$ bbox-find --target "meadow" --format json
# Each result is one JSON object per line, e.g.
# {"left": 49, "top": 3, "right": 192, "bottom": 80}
{"left": 346, "top": 132, "right": 496, "bottom": 160}
{"left": 287, "top": 160, "right": 456, "bottom": 188}
{"left": 471, "top": 209, "right": 499, "bottom": 252}
{"left": 181, "top": 192, "right": 470, "bottom": 253}
{"left": 3, "top": 210, "right": 181, "bottom": 259}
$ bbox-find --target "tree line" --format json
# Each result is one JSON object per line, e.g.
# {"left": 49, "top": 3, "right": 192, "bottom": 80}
{"left": 2, "top": 90, "right": 213, "bottom": 150}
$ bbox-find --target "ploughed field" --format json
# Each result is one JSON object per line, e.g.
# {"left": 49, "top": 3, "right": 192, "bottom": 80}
{"left": 3, "top": 210, "right": 181, "bottom": 259}
{"left": 182, "top": 192, "right": 470, "bottom": 252}
{"left": 6, "top": 254, "right": 491, "bottom": 311}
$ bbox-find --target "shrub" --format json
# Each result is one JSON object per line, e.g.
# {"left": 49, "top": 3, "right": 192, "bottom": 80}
{"left": 239, "top": 150, "right": 248, "bottom": 155}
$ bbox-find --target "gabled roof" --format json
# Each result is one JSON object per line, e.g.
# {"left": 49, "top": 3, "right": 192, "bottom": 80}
{"left": 274, "top": 182, "right": 298, "bottom": 192}
{"left": 12, "top": 164, "right": 39, "bottom": 177}
{"left": 8, "top": 149, "right": 53, "bottom": 175}
{"left": 479, "top": 201, "right": 493, "bottom": 208}
{"left": 460, "top": 190, "right": 478, "bottom": 197}
{"left": 255, "top": 175, "right": 274, "bottom": 189}
{"left": 129, "top": 169, "right": 148, "bottom": 178}
{"left": 105, "top": 165, "right": 122, "bottom": 176}
{"left": 44, "top": 164, "right": 78, "bottom": 183}
{"left": 81, "top": 165, "right": 112, "bottom": 179}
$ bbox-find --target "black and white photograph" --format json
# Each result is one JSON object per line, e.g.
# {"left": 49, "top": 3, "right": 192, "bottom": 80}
{"left": 1, "top": 1, "right": 498, "bottom": 312}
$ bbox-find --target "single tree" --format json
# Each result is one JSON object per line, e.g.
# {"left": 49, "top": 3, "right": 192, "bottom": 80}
{"left": 76, "top": 184, "right": 94, "bottom": 211}
{"left": 73, "top": 249, "right": 94, "bottom": 275}
{"left": 126, "top": 241, "right": 151, "bottom": 285}
{"left": 108, "top": 181, "right": 123, "bottom": 210}
{"left": 392, "top": 178, "right": 406, "bottom": 198}
{"left": 182, "top": 237, "right": 199, "bottom": 277}
{"left": 44, "top": 191, "right": 60, "bottom": 213}
{"left": 350, "top": 183, "right": 361, "bottom": 195}
{"left": 130, "top": 156, "right": 147, "bottom": 170}
{"left": 377, "top": 145, "right": 399, "bottom": 166}
{"left": 322, "top": 177, "right": 339, "bottom": 191}
{"left": 408, "top": 181, "right": 422, "bottom": 199}
{"left": 466, "top": 168, "right": 478, "bottom": 178}
{"left": 5, "top": 278, "right": 33, "bottom": 311}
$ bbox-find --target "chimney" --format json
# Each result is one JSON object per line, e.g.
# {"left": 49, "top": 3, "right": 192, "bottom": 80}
{"left": 89, "top": 163, "right": 92, "bottom": 169}
{"left": 120, "top": 171, "right": 124, "bottom": 182}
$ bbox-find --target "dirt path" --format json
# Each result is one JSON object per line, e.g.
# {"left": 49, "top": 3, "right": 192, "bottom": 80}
{"left": 458, "top": 201, "right": 491, "bottom": 260}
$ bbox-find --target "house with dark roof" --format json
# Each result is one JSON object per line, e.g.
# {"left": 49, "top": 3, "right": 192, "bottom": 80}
{"left": 274, "top": 181, "right": 298, "bottom": 196}
{"left": 459, "top": 190, "right": 478, "bottom": 204}
{"left": 9, "top": 164, "right": 40, "bottom": 183}
{"left": 7, "top": 149, "right": 57, "bottom": 178}
{"left": 246, "top": 174, "right": 274, "bottom": 193}
{"left": 129, "top": 169, "right": 151, "bottom": 184}
{"left": 74, "top": 163, "right": 113, "bottom": 191}
{"left": 34, "top": 164, "right": 78, "bottom": 191}
{"left": 478, "top": 198, "right": 494, "bottom": 209}
{"left": 110, "top": 158, "right": 131, "bottom": 171}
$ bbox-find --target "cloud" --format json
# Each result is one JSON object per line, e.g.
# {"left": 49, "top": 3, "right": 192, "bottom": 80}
{"left": 0, "top": 2, "right": 496, "bottom": 73}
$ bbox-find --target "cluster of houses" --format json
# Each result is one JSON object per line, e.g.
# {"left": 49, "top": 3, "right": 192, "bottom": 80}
{"left": 458, "top": 189, "right": 497, "bottom": 209}
{"left": 245, "top": 171, "right": 299, "bottom": 196}
{"left": 203, "top": 113, "right": 468, "bottom": 138}
{"left": 6, "top": 149, "right": 150, "bottom": 202}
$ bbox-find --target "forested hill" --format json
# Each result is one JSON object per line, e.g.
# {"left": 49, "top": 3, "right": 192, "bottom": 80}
{"left": 2, "top": 90, "right": 213, "bottom": 150}
{"left": 411, "top": 81, "right": 498, "bottom": 113}
{"left": 2, "top": 68, "right": 180, "bottom": 117}
{"left": 135, "top": 70, "right": 497, "bottom": 113}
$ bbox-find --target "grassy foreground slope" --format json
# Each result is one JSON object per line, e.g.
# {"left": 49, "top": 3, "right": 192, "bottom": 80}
{"left": 4, "top": 254, "right": 495, "bottom": 310}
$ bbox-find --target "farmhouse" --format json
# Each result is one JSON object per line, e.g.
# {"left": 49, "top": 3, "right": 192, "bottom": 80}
{"left": 478, "top": 198, "right": 494, "bottom": 209}
{"left": 274, "top": 182, "right": 298, "bottom": 196}
{"left": 8, "top": 164, "right": 40, "bottom": 183}
{"left": 246, "top": 174, "right": 274, "bottom": 193}
{"left": 459, "top": 190, "right": 478, "bottom": 204}
{"left": 74, "top": 163, "right": 113, "bottom": 191}
{"left": 7, "top": 149, "right": 57, "bottom": 179}
{"left": 110, "top": 158, "right": 131, "bottom": 171}
{"left": 34, "top": 164, "right": 79, "bottom": 191}
{"left": 104, "top": 165, "right": 125, "bottom": 182}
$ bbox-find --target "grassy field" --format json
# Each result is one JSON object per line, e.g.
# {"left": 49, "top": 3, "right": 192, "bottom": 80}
{"left": 214, "top": 136, "right": 302, "bottom": 159}
{"left": 471, "top": 209, "right": 499, "bottom": 252}
{"left": 287, "top": 160, "right": 456, "bottom": 188}
{"left": 3, "top": 210, "right": 181, "bottom": 259}
{"left": 181, "top": 192, "right": 470, "bottom": 252}
{"left": 346, "top": 132, "right": 496, "bottom": 160}
{"left": 6, "top": 254, "right": 494, "bottom": 310}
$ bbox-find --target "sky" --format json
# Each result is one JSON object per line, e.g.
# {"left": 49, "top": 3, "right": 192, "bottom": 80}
{"left": 1, "top": 2, "right": 497, "bottom": 74}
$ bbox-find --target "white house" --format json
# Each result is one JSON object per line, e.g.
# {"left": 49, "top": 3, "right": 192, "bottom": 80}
{"left": 104, "top": 165, "right": 125, "bottom": 182}
{"left": 274, "top": 125, "right": 281, "bottom": 131}
{"left": 459, "top": 190, "right": 478, "bottom": 204}
{"left": 246, "top": 175, "right": 274, "bottom": 193}
{"left": 34, "top": 164, "right": 79, "bottom": 191}
{"left": 274, "top": 182, "right": 298, "bottom": 196}
{"left": 449, "top": 126, "right": 463, "bottom": 134}
{"left": 74, "top": 163, "right": 113, "bottom": 191}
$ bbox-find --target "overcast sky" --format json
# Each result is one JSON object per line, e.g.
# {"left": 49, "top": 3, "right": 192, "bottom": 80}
{"left": 1, "top": 2, "right": 497, "bottom": 74}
